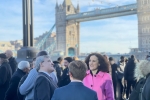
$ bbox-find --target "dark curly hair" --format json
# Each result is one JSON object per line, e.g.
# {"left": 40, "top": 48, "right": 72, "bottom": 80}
{"left": 85, "top": 53, "right": 110, "bottom": 73}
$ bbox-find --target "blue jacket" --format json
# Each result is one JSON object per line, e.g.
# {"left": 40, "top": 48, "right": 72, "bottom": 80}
{"left": 19, "top": 68, "right": 38, "bottom": 100}
{"left": 51, "top": 82, "right": 98, "bottom": 100}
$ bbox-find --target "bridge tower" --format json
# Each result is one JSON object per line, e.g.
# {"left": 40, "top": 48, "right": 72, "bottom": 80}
{"left": 137, "top": 0, "right": 150, "bottom": 52}
{"left": 55, "top": 0, "right": 80, "bottom": 56}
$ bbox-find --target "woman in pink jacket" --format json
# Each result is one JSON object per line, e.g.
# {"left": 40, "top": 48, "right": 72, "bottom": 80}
{"left": 83, "top": 53, "right": 114, "bottom": 100}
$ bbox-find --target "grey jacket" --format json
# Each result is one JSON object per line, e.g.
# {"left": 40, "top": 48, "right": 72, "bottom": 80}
{"left": 19, "top": 68, "right": 38, "bottom": 100}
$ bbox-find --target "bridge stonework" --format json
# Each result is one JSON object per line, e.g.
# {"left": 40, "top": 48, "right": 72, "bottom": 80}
{"left": 137, "top": 0, "right": 150, "bottom": 52}
{"left": 56, "top": 0, "right": 80, "bottom": 56}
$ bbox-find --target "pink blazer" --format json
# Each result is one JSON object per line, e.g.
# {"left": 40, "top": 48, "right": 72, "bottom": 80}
{"left": 83, "top": 70, "right": 114, "bottom": 100}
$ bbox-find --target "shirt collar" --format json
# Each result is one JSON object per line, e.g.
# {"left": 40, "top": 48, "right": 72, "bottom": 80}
{"left": 71, "top": 80, "right": 82, "bottom": 82}
{"left": 86, "top": 70, "right": 104, "bottom": 77}
{"left": 40, "top": 71, "right": 51, "bottom": 77}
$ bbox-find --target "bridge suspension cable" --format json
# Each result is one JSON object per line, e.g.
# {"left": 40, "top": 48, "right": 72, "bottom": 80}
{"left": 35, "top": 24, "right": 56, "bottom": 50}
{"left": 45, "top": 41, "right": 56, "bottom": 54}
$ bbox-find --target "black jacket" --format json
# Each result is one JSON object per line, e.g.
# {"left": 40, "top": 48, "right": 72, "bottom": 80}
{"left": 60, "top": 67, "right": 70, "bottom": 87}
{"left": 34, "top": 72, "right": 57, "bottom": 100}
{"left": 0, "top": 62, "right": 12, "bottom": 100}
{"left": 17, "top": 74, "right": 28, "bottom": 100}
{"left": 142, "top": 74, "right": 150, "bottom": 100}
{"left": 111, "top": 63, "right": 118, "bottom": 81}
{"left": 52, "top": 82, "right": 98, "bottom": 100}
{"left": 124, "top": 59, "right": 136, "bottom": 81}
{"left": 5, "top": 69, "right": 26, "bottom": 100}
{"left": 8, "top": 57, "right": 17, "bottom": 75}
{"left": 53, "top": 61, "right": 62, "bottom": 87}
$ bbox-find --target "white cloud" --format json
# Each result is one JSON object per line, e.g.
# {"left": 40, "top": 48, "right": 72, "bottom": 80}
{"left": 80, "top": 15, "right": 138, "bottom": 53}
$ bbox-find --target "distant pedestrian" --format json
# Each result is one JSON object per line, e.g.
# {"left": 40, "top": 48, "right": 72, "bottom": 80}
{"left": 0, "top": 53, "right": 12, "bottom": 100}
{"left": 124, "top": 55, "right": 137, "bottom": 99}
{"left": 30, "top": 57, "right": 36, "bottom": 69}
{"left": 5, "top": 50, "right": 17, "bottom": 75}
{"left": 57, "top": 57, "right": 65, "bottom": 70}
{"left": 117, "top": 56, "right": 126, "bottom": 100}
{"left": 109, "top": 57, "right": 118, "bottom": 99}
{"left": 53, "top": 57, "right": 64, "bottom": 87}
{"left": 73, "top": 56, "right": 79, "bottom": 61}
{"left": 103, "top": 55, "right": 112, "bottom": 75}
{"left": 60, "top": 57, "right": 73, "bottom": 87}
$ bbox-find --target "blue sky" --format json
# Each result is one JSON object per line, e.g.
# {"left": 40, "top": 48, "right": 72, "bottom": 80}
{"left": 0, "top": 0, "right": 138, "bottom": 54}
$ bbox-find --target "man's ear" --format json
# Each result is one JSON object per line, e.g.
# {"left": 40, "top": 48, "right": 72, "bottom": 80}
{"left": 40, "top": 63, "right": 43, "bottom": 67}
{"left": 23, "top": 68, "right": 27, "bottom": 72}
{"left": 69, "top": 72, "right": 73, "bottom": 77}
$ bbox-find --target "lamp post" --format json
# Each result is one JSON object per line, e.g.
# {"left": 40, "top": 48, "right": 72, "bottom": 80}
{"left": 16, "top": 0, "right": 38, "bottom": 63}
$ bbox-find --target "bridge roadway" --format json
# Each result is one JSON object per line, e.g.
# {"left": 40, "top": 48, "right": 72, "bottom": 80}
{"left": 66, "top": 3, "right": 137, "bottom": 22}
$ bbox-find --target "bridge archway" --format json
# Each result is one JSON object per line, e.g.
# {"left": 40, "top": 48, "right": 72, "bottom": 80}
{"left": 68, "top": 48, "right": 75, "bottom": 57}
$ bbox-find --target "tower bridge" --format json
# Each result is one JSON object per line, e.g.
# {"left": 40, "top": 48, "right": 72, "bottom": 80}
{"left": 6, "top": 0, "right": 148, "bottom": 58}
{"left": 55, "top": 0, "right": 150, "bottom": 56}
{"left": 66, "top": 3, "right": 137, "bottom": 22}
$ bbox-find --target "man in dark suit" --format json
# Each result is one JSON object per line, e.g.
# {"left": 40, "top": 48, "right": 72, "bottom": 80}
{"left": 60, "top": 57, "right": 73, "bottom": 87}
{"left": 34, "top": 55, "right": 57, "bottom": 100}
{"left": 51, "top": 60, "right": 98, "bottom": 100}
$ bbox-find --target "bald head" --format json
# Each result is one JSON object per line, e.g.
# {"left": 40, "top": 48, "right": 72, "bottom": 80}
{"left": 5, "top": 50, "right": 13, "bottom": 59}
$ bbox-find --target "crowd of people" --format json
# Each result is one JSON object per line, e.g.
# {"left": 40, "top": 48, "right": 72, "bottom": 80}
{"left": 0, "top": 50, "right": 150, "bottom": 100}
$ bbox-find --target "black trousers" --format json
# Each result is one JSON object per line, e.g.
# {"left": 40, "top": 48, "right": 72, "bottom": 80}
{"left": 126, "top": 80, "right": 137, "bottom": 99}
{"left": 112, "top": 77, "right": 117, "bottom": 99}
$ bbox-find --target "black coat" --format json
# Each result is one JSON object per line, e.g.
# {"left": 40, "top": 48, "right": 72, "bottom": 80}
{"left": 142, "top": 74, "right": 150, "bottom": 100}
{"left": 34, "top": 72, "right": 57, "bottom": 100}
{"left": 5, "top": 69, "right": 26, "bottom": 100}
{"left": 17, "top": 74, "right": 28, "bottom": 100}
{"left": 111, "top": 63, "right": 118, "bottom": 81}
{"left": 60, "top": 67, "right": 70, "bottom": 87}
{"left": 53, "top": 61, "right": 62, "bottom": 87}
{"left": 124, "top": 59, "right": 136, "bottom": 81}
{"left": 0, "top": 62, "right": 12, "bottom": 100}
{"left": 8, "top": 57, "right": 17, "bottom": 75}
{"left": 51, "top": 82, "right": 98, "bottom": 100}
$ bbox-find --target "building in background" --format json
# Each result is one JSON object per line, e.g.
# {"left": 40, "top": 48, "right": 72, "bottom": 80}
{"left": 0, "top": 32, "right": 56, "bottom": 57}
